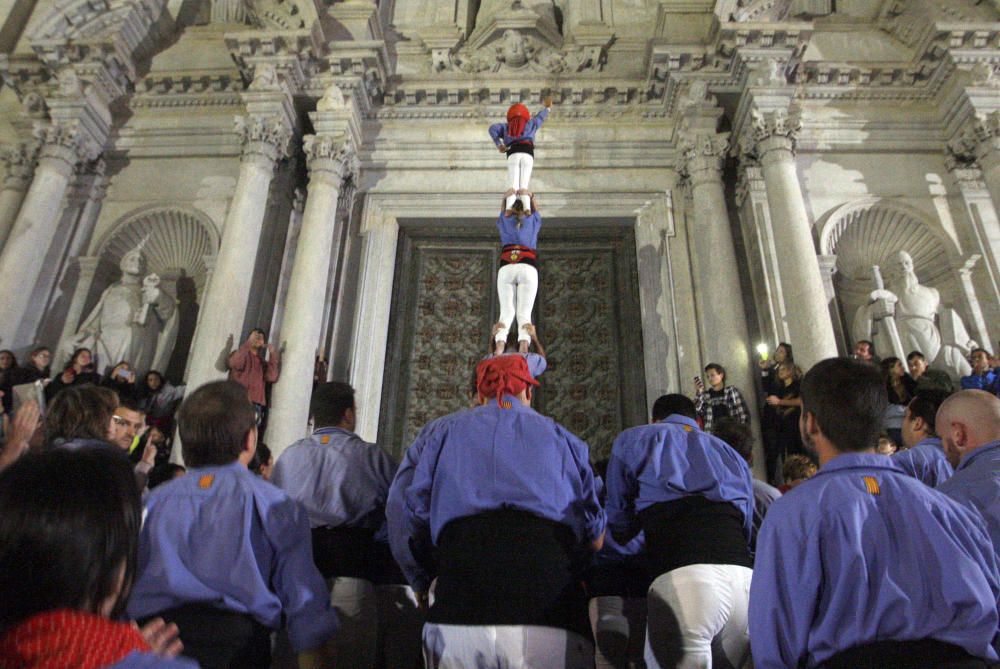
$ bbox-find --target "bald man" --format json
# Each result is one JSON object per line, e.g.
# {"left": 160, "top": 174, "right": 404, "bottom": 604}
{"left": 937, "top": 390, "right": 1000, "bottom": 561}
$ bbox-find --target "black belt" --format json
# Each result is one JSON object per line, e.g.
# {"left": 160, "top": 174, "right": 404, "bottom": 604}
{"left": 820, "top": 639, "right": 989, "bottom": 669}
{"left": 506, "top": 141, "right": 534, "bottom": 157}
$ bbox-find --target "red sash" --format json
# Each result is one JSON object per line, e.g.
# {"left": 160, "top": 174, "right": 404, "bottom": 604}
{"left": 500, "top": 245, "right": 537, "bottom": 263}
{"left": 0, "top": 609, "right": 149, "bottom": 669}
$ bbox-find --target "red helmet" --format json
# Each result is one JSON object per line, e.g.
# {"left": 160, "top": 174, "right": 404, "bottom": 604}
{"left": 506, "top": 103, "right": 530, "bottom": 121}
{"left": 506, "top": 103, "right": 531, "bottom": 138}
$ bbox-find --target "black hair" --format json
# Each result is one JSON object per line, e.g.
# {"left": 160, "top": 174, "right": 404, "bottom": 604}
{"left": 776, "top": 342, "right": 794, "bottom": 361}
{"left": 0, "top": 350, "right": 17, "bottom": 368}
{"left": 69, "top": 348, "right": 92, "bottom": 367}
{"left": 906, "top": 350, "right": 926, "bottom": 362}
{"left": 971, "top": 348, "right": 990, "bottom": 358}
{"left": 310, "top": 382, "right": 355, "bottom": 428}
{"left": 251, "top": 443, "right": 273, "bottom": 475}
{"left": 0, "top": 448, "right": 140, "bottom": 633}
{"left": 148, "top": 463, "right": 186, "bottom": 489}
{"left": 880, "top": 357, "right": 902, "bottom": 375}
{"left": 711, "top": 417, "right": 753, "bottom": 462}
{"left": 178, "top": 381, "right": 256, "bottom": 467}
{"left": 801, "top": 357, "right": 887, "bottom": 453}
{"left": 117, "top": 395, "right": 144, "bottom": 414}
{"left": 249, "top": 327, "right": 267, "bottom": 339}
{"left": 651, "top": 393, "right": 697, "bottom": 422}
{"left": 704, "top": 363, "right": 727, "bottom": 384}
{"left": 907, "top": 389, "right": 952, "bottom": 437}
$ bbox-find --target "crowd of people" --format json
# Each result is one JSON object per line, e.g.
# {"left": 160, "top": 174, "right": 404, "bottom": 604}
{"left": 0, "top": 320, "right": 999, "bottom": 669}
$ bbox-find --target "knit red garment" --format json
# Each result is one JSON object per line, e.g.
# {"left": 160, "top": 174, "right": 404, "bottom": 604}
{"left": 506, "top": 103, "right": 530, "bottom": 138}
{"left": 0, "top": 609, "right": 149, "bottom": 669}
{"left": 477, "top": 355, "right": 538, "bottom": 407}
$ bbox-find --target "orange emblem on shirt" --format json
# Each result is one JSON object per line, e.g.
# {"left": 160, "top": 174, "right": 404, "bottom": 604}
{"left": 198, "top": 474, "right": 214, "bottom": 489}
{"left": 500, "top": 400, "right": 513, "bottom": 409}
{"left": 682, "top": 425, "right": 693, "bottom": 432}
{"left": 862, "top": 476, "right": 880, "bottom": 496}
{"left": 321, "top": 435, "right": 331, "bottom": 444}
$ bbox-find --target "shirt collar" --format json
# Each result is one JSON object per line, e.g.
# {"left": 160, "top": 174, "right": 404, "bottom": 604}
{"left": 817, "top": 451, "right": 902, "bottom": 475}
{"left": 478, "top": 395, "right": 532, "bottom": 412}
{"left": 957, "top": 439, "right": 1000, "bottom": 472}
{"left": 659, "top": 414, "right": 700, "bottom": 430}
{"left": 914, "top": 436, "right": 943, "bottom": 450}
{"left": 313, "top": 426, "right": 353, "bottom": 438}
{"left": 190, "top": 460, "right": 246, "bottom": 474}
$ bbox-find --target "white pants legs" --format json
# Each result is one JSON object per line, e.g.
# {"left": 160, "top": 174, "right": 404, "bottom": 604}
{"left": 326, "top": 577, "right": 378, "bottom": 668}
{"left": 423, "top": 624, "right": 594, "bottom": 669}
{"left": 506, "top": 153, "right": 534, "bottom": 210}
{"left": 496, "top": 263, "right": 538, "bottom": 343}
{"left": 644, "top": 564, "right": 752, "bottom": 669}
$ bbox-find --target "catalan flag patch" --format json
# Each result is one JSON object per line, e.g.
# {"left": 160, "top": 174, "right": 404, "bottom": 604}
{"left": 198, "top": 474, "right": 214, "bottom": 489}
{"left": 500, "top": 400, "right": 513, "bottom": 409}
{"left": 862, "top": 476, "right": 880, "bottom": 496}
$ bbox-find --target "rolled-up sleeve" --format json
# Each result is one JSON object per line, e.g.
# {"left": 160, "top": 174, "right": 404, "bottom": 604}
{"left": 387, "top": 426, "right": 436, "bottom": 592}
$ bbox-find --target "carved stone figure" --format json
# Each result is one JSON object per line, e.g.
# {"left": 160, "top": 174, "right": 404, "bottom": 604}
{"left": 496, "top": 30, "right": 534, "bottom": 68}
{"left": 316, "top": 83, "right": 347, "bottom": 111}
{"left": 60, "top": 240, "right": 178, "bottom": 375}
{"left": 852, "top": 251, "right": 975, "bottom": 380}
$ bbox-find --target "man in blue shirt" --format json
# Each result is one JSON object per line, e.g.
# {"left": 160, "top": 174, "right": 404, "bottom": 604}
{"left": 750, "top": 358, "right": 1000, "bottom": 668}
{"left": 387, "top": 355, "right": 605, "bottom": 669}
{"left": 272, "top": 381, "right": 400, "bottom": 669}
{"left": 127, "top": 381, "right": 339, "bottom": 669}
{"left": 962, "top": 348, "right": 998, "bottom": 392}
{"left": 605, "top": 394, "right": 754, "bottom": 669}
{"left": 892, "top": 388, "right": 953, "bottom": 487}
{"left": 937, "top": 390, "right": 1000, "bottom": 563}
{"left": 494, "top": 193, "right": 541, "bottom": 355}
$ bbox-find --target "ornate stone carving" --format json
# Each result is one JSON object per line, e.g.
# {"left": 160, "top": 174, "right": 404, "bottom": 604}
{"left": 445, "top": 29, "right": 608, "bottom": 74}
{"left": 32, "top": 120, "right": 101, "bottom": 167}
{"left": 211, "top": 0, "right": 254, "bottom": 25}
{"left": 676, "top": 132, "right": 730, "bottom": 183}
{"left": 302, "top": 134, "right": 358, "bottom": 181}
{"left": 21, "top": 92, "right": 48, "bottom": 119}
{"left": 744, "top": 107, "right": 802, "bottom": 157}
{"left": 750, "top": 57, "right": 788, "bottom": 87}
{"left": 949, "top": 111, "right": 1000, "bottom": 164}
{"left": 248, "top": 63, "right": 280, "bottom": 91}
{"left": 0, "top": 141, "right": 41, "bottom": 188}
{"left": 316, "top": 83, "right": 347, "bottom": 110}
{"left": 969, "top": 61, "right": 1000, "bottom": 88}
{"left": 233, "top": 114, "right": 292, "bottom": 165}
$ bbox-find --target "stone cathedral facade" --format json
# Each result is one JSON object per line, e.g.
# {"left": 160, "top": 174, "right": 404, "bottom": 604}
{"left": 0, "top": 0, "right": 998, "bottom": 460}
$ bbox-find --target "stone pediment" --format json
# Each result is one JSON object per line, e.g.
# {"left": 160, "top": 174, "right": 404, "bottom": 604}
{"left": 465, "top": 1, "right": 562, "bottom": 53}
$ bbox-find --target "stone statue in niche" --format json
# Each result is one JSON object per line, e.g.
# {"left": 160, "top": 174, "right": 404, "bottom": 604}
{"left": 59, "top": 239, "right": 178, "bottom": 376}
{"left": 249, "top": 63, "right": 280, "bottom": 91}
{"left": 851, "top": 251, "right": 976, "bottom": 380}
{"left": 316, "top": 83, "right": 346, "bottom": 111}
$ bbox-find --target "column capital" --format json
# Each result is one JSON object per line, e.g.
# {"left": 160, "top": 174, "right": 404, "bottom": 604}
{"left": 945, "top": 155, "right": 989, "bottom": 193}
{"left": 303, "top": 134, "right": 358, "bottom": 184}
{"left": 947, "top": 110, "right": 1000, "bottom": 167}
{"left": 676, "top": 131, "right": 729, "bottom": 186}
{"left": 745, "top": 107, "right": 801, "bottom": 161}
{"left": 0, "top": 140, "right": 41, "bottom": 190}
{"left": 32, "top": 119, "right": 101, "bottom": 171}
{"left": 233, "top": 114, "right": 293, "bottom": 168}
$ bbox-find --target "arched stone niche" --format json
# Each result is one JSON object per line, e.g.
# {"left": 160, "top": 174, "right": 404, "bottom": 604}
{"left": 817, "top": 198, "right": 970, "bottom": 348}
{"left": 90, "top": 205, "right": 218, "bottom": 381}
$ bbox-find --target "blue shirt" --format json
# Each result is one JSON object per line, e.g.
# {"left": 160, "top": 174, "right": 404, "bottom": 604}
{"left": 482, "top": 352, "right": 547, "bottom": 378}
{"left": 750, "top": 453, "right": 1000, "bottom": 668}
{"left": 387, "top": 398, "right": 605, "bottom": 591}
{"left": 489, "top": 107, "right": 549, "bottom": 147}
{"left": 892, "top": 436, "right": 953, "bottom": 487}
{"left": 107, "top": 652, "right": 199, "bottom": 668}
{"left": 939, "top": 440, "right": 1000, "bottom": 565}
{"left": 272, "top": 427, "right": 397, "bottom": 530}
{"left": 751, "top": 477, "right": 781, "bottom": 552}
{"left": 127, "top": 461, "right": 339, "bottom": 653}
{"left": 962, "top": 370, "right": 998, "bottom": 391}
{"left": 605, "top": 415, "right": 754, "bottom": 545}
{"left": 496, "top": 211, "right": 541, "bottom": 248}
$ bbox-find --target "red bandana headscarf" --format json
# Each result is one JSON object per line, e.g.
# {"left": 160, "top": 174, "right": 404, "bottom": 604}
{"left": 477, "top": 355, "right": 539, "bottom": 407}
{"left": 0, "top": 609, "right": 149, "bottom": 669}
{"left": 506, "top": 103, "right": 530, "bottom": 139}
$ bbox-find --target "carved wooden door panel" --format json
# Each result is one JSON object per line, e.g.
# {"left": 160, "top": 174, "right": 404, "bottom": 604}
{"left": 379, "top": 223, "right": 647, "bottom": 462}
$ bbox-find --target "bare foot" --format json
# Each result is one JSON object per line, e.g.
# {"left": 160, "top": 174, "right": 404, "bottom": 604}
{"left": 518, "top": 340, "right": 529, "bottom": 354}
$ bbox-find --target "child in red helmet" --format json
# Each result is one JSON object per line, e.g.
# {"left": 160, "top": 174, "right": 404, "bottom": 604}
{"left": 489, "top": 97, "right": 553, "bottom": 211}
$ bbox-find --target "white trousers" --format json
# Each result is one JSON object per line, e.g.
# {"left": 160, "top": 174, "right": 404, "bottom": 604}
{"left": 496, "top": 263, "right": 538, "bottom": 343}
{"left": 644, "top": 564, "right": 752, "bottom": 669}
{"left": 423, "top": 623, "right": 594, "bottom": 669}
{"left": 326, "top": 577, "right": 378, "bottom": 668}
{"left": 590, "top": 596, "right": 647, "bottom": 669}
{"left": 506, "top": 153, "right": 534, "bottom": 210}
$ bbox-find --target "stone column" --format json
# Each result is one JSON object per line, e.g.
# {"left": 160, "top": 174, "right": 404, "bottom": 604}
{"left": 267, "top": 134, "right": 357, "bottom": 456}
{"left": 56, "top": 256, "right": 102, "bottom": 346}
{"left": 0, "top": 141, "right": 40, "bottom": 252}
{"left": 677, "top": 130, "right": 755, "bottom": 395}
{"left": 0, "top": 122, "right": 99, "bottom": 347}
{"left": 746, "top": 109, "right": 838, "bottom": 366}
{"left": 183, "top": 114, "right": 292, "bottom": 391}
